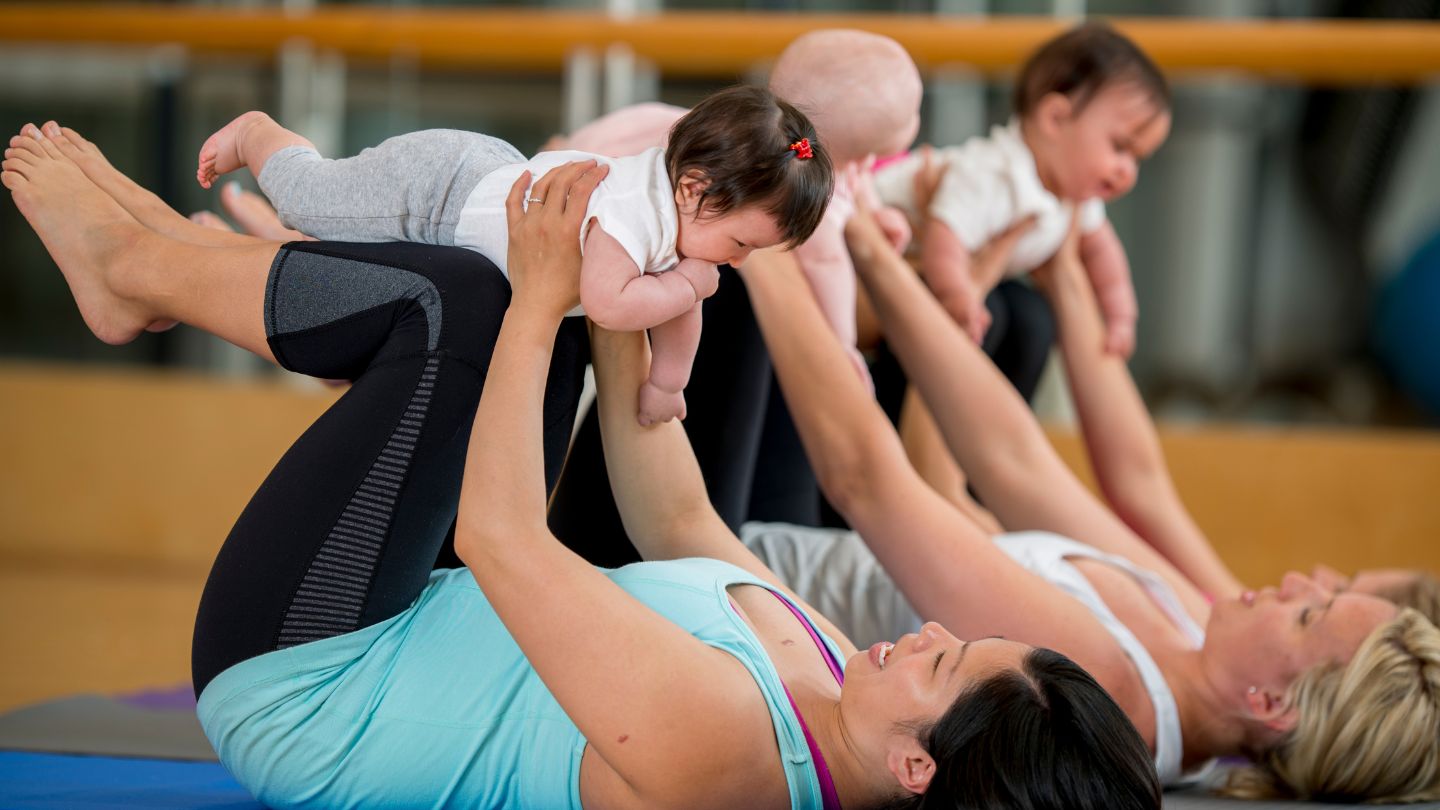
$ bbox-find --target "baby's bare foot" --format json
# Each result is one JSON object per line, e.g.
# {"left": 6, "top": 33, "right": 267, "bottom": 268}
{"left": 3, "top": 128, "right": 155, "bottom": 345}
{"left": 197, "top": 111, "right": 272, "bottom": 190}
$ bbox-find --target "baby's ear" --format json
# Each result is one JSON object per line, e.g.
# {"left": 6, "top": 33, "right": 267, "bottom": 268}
{"left": 674, "top": 170, "right": 712, "bottom": 213}
{"left": 1034, "top": 91, "right": 1074, "bottom": 134}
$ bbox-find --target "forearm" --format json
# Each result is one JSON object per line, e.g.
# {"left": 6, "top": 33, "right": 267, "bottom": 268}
{"left": 918, "top": 219, "right": 982, "bottom": 324}
{"left": 592, "top": 326, "right": 718, "bottom": 555}
{"left": 593, "top": 325, "right": 808, "bottom": 596}
{"left": 898, "top": 387, "right": 1003, "bottom": 536}
{"left": 794, "top": 233, "right": 859, "bottom": 347}
{"left": 740, "top": 250, "right": 901, "bottom": 514}
{"left": 458, "top": 310, "right": 560, "bottom": 544}
{"left": 645, "top": 302, "right": 701, "bottom": 393}
{"left": 853, "top": 218, "right": 1057, "bottom": 506}
{"left": 585, "top": 271, "right": 699, "bottom": 333}
{"left": 1046, "top": 263, "right": 1243, "bottom": 597}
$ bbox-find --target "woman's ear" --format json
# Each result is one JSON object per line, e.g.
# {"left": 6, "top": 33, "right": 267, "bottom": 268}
{"left": 674, "top": 170, "right": 711, "bottom": 214}
{"left": 886, "top": 739, "right": 936, "bottom": 796}
{"left": 1245, "top": 686, "right": 1299, "bottom": 736}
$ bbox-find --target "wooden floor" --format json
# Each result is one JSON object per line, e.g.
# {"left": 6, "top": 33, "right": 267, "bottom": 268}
{"left": 3, "top": 361, "right": 1439, "bottom": 712}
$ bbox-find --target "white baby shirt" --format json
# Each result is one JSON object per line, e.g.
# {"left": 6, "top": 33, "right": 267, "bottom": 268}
{"left": 453, "top": 147, "right": 679, "bottom": 285}
{"left": 873, "top": 119, "right": 1106, "bottom": 277}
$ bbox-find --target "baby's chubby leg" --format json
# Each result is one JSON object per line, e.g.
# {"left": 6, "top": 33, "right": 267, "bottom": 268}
{"left": 244, "top": 127, "right": 522, "bottom": 244}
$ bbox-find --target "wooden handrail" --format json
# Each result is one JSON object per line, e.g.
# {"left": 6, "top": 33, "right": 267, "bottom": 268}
{"left": 2, "top": 5, "right": 1439, "bottom": 84}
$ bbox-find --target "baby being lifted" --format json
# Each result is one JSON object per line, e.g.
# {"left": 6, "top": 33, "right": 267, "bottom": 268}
{"left": 874, "top": 22, "right": 1170, "bottom": 358}
{"left": 197, "top": 86, "right": 832, "bottom": 424}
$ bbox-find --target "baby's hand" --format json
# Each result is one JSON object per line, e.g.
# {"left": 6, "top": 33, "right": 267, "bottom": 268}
{"left": 935, "top": 283, "right": 991, "bottom": 346}
{"left": 674, "top": 258, "right": 720, "bottom": 301}
{"left": 845, "top": 345, "right": 876, "bottom": 396}
{"left": 872, "top": 206, "right": 912, "bottom": 254}
{"left": 962, "top": 298, "right": 993, "bottom": 346}
{"left": 637, "top": 380, "right": 687, "bottom": 426}
{"left": 1104, "top": 319, "right": 1136, "bottom": 359}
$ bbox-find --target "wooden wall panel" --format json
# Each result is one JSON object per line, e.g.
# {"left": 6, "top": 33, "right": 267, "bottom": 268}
{"left": 2, "top": 363, "right": 1438, "bottom": 710}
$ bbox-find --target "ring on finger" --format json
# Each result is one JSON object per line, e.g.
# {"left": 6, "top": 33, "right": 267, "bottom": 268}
{"left": 526, "top": 197, "right": 545, "bottom": 205}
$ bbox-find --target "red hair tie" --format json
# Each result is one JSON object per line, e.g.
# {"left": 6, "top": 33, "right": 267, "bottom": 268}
{"left": 788, "top": 137, "right": 814, "bottom": 160}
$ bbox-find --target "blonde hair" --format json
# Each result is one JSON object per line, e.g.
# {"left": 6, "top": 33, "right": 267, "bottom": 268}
{"left": 1223, "top": 608, "right": 1440, "bottom": 803}
{"left": 1377, "top": 572, "right": 1440, "bottom": 628}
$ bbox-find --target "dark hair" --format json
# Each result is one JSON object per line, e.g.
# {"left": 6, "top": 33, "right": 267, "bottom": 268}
{"left": 885, "top": 648, "right": 1161, "bottom": 810}
{"left": 1014, "top": 22, "right": 1170, "bottom": 119}
{"left": 665, "top": 85, "right": 833, "bottom": 248}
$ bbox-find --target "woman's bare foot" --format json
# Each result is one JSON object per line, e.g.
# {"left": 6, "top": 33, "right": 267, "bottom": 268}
{"left": 3, "top": 130, "right": 158, "bottom": 344}
{"left": 197, "top": 111, "right": 276, "bottom": 190}
{"left": 31, "top": 121, "right": 259, "bottom": 249}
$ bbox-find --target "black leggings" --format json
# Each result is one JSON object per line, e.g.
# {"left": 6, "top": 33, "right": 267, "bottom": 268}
{"left": 547, "top": 276, "right": 1056, "bottom": 561}
{"left": 549, "top": 266, "right": 770, "bottom": 566}
{"left": 191, "top": 241, "right": 587, "bottom": 696}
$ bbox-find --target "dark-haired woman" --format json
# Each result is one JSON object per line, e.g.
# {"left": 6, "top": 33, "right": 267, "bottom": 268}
{"left": 5, "top": 124, "right": 1159, "bottom": 810}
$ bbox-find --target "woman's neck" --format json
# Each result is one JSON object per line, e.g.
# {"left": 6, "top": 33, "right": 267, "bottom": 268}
{"left": 802, "top": 692, "right": 893, "bottom": 809}
{"left": 1159, "top": 647, "right": 1250, "bottom": 769}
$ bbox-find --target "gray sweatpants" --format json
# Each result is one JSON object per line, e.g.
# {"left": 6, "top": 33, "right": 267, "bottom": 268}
{"left": 257, "top": 129, "right": 525, "bottom": 245}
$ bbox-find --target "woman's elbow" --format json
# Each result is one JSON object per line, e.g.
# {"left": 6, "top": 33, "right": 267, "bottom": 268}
{"left": 811, "top": 439, "right": 890, "bottom": 520}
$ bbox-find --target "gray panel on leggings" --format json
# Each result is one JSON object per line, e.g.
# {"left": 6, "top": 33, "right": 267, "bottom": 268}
{"left": 265, "top": 249, "right": 442, "bottom": 351}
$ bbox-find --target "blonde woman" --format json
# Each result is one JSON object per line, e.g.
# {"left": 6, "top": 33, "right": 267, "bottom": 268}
{"left": 732, "top": 198, "right": 1440, "bottom": 802}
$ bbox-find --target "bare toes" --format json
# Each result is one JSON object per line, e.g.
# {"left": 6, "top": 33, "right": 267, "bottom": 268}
{"left": 1, "top": 169, "right": 23, "bottom": 190}
{"left": 188, "top": 210, "right": 234, "bottom": 233}
{"left": 10, "top": 134, "right": 45, "bottom": 157}
{"left": 60, "top": 127, "right": 100, "bottom": 155}
{"left": 5, "top": 146, "right": 37, "bottom": 162}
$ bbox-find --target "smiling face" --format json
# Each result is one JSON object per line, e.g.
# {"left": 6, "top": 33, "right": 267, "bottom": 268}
{"left": 1203, "top": 572, "right": 1398, "bottom": 728}
{"left": 839, "top": 623, "right": 1031, "bottom": 783}
{"left": 672, "top": 174, "right": 787, "bottom": 267}
{"left": 1030, "top": 82, "right": 1171, "bottom": 203}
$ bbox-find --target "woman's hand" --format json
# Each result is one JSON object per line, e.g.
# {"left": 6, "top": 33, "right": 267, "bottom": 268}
{"left": 1030, "top": 212, "right": 1087, "bottom": 299}
{"left": 504, "top": 159, "right": 609, "bottom": 321}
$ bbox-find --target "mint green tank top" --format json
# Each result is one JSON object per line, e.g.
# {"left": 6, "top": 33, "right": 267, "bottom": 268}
{"left": 197, "top": 558, "right": 845, "bottom": 809}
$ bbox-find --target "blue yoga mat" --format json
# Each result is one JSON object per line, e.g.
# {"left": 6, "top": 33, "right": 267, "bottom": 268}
{"left": 0, "top": 751, "right": 264, "bottom": 809}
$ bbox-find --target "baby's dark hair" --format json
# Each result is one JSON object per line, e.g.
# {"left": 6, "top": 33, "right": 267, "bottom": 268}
{"left": 1014, "top": 22, "right": 1170, "bottom": 119}
{"left": 883, "top": 647, "right": 1161, "bottom": 810}
{"left": 665, "top": 85, "right": 833, "bottom": 248}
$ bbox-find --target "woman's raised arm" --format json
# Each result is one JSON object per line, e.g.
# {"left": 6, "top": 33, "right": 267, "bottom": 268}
{"left": 849, "top": 205, "right": 1210, "bottom": 622}
{"left": 453, "top": 162, "right": 767, "bottom": 809}
{"left": 1036, "top": 233, "right": 1245, "bottom": 600}
{"left": 588, "top": 322, "right": 858, "bottom": 655}
{"left": 738, "top": 244, "right": 1123, "bottom": 683}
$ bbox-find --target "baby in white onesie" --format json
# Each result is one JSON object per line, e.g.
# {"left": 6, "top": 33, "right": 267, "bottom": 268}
{"left": 553, "top": 29, "right": 923, "bottom": 388}
{"left": 196, "top": 86, "right": 833, "bottom": 425}
{"left": 874, "top": 22, "right": 1171, "bottom": 357}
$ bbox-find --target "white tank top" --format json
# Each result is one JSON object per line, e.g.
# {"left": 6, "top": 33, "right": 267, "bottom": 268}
{"left": 740, "top": 523, "right": 1207, "bottom": 786}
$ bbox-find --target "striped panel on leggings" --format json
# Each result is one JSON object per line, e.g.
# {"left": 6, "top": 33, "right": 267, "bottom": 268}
{"left": 276, "top": 355, "right": 440, "bottom": 647}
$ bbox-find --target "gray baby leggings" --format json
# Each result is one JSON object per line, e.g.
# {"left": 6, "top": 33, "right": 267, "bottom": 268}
{"left": 257, "top": 129, "right": 524, "bottom": 244}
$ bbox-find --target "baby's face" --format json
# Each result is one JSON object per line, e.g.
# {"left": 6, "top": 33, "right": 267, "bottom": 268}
{"left": 1043, "top": 83, "right": 1171, "bottom": 202}
{"left": 676, "top": 204, "right": 786, "bottom": 268}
